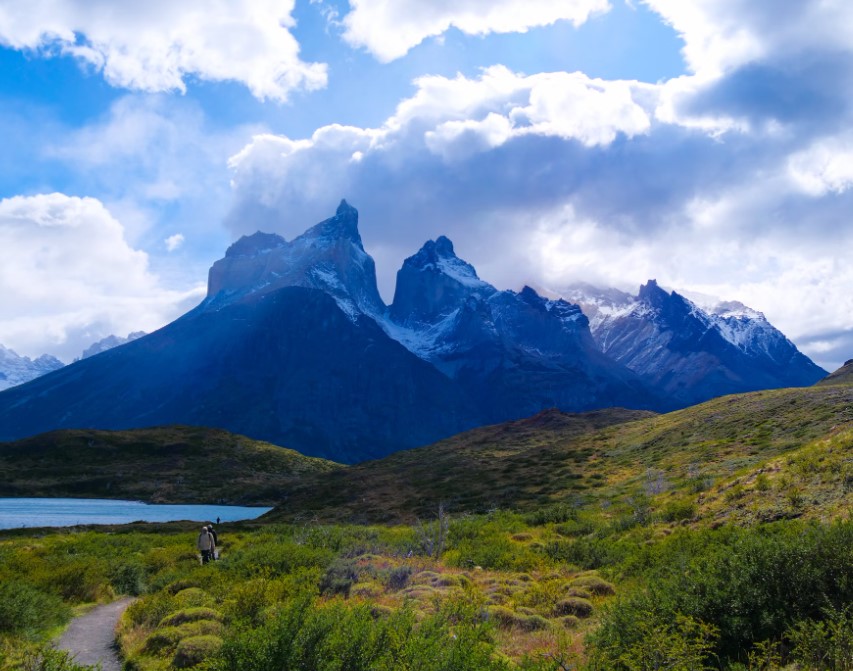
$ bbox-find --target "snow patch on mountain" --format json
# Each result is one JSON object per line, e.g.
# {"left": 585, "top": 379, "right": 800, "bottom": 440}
{"left": 0, "top": 345, "right": 64, "bottom": 391}
{"left": 80, "top": 331, "right": 147, "bottom": 360}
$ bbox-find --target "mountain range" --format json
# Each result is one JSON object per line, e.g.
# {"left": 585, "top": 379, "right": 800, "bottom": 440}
{"left": 0, "top": 332, "right": 147, "bottom": 391}
{"left": 0, "top": 201, "right": 828, "bottom": 462}
{"left": 0, "top": 345, "right": 63, "bottom": 392}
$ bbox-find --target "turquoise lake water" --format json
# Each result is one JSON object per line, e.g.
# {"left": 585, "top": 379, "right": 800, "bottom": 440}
{"left": 0, "top": 497, "right": 272, "bottom": 530}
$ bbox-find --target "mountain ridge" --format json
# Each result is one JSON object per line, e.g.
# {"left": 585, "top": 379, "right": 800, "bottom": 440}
{"left": 0, "top": 201, "right": 828, "bottom": 460}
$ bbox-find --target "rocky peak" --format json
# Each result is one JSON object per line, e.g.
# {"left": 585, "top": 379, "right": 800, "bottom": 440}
{"left": 390, "top": 237, "right": 495, "bottom": 325}
{"left": 298, "top": 199, "right": 363, "bottom": 247}
{"left": 207, "top": 200, "right": 384, "bottom": 318}
{"left": 637, "top": 279, "right": 670, "bottom": 308}
{"left": 225, "top": 231, "right": 286, "bottom": 259}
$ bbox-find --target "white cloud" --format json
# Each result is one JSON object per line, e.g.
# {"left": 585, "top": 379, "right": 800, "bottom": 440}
{"left": 788, "top": 135, "right": 853, "bottom": 197}
{"left": 643, "top": 0, "right": 853, "bottom": 77}
{"left": 224, "top": 44, "right": 853, "bottom": 373}
{"left": 0, "top": 193, "right": 204, "bottom": 361}
{"left": 165, "top": 233, "right": 185, "bottom": 252}
{"left": 45, "top": 95, "right": 261, "bottom": 250}
{"left": 341, "top": 0, "right": 611, "bottom": 62}
{"left": 0, "top": 0, "right": 327, "bottom": 101}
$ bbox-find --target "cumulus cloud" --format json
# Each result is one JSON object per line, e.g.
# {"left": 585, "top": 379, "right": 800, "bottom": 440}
{"left": 165, "top": 233, "right": 185, "bottom": 252}
{"left": 44, "top": 95, "right": 261, "bottom": 259}
{"left": 0, "top": 194, "right": 204, "bottom": 361}
{"left": 0, "top": 0, "right": 326, "bottom": 101}
{"left": 341, "top": 0, "right": 611, "bottom": 62}
{"left": 644, "top": 0, "right": 853, "bottom": 77}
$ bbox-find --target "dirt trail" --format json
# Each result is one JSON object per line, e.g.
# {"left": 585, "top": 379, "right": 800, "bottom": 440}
{"left": 56, "top": 597, "right": 135, "bottom": 670}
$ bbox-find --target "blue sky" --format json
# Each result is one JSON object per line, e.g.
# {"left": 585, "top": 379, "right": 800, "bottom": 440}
{"left": 0, "top": 0, "right": 851, "bottom": 372}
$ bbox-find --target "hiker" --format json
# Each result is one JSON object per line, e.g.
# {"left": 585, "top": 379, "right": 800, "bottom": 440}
{"left": 216, "top": 516, "right": 220, "bottom": 525}
{"left": 197, "top": 526, "right": 214, "bottom": 564}
{"left": 207, "top": 524, "right": 219, "bottom": 560}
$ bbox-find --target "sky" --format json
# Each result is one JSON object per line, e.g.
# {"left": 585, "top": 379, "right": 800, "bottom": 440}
{"left": 0, "top": 0, "right": 851, "bottom": 372}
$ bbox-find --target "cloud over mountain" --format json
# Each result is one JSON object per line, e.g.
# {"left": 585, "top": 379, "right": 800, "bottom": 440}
{"left": 0, "top": 193, "right": 203, "bottom": 361}
{"left": 225, "top": 2, "right": 853, "bottom": 371}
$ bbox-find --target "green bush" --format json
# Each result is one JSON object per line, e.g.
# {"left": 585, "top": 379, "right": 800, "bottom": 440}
{"left": 589, "top": 613, "right": 719, "bottom": 671}
{"left": 0, "top": 583, "right": 69, "bottom": 638}
{"left": 159, "top": 607, "right": 222, "bottom": 627}
{"left": 569, "top": 575, "right": 615, "bottom": 596}
{"left": 553, "top": 597, "right": 593, "bottom": 618}
{"left": 787, "top": 607, "right": 853, "bottom": 670}
{"left": 174, "top": 587, "right": 215, "bottom": 608}
{"left": 109, "top": 557, "right": 147, "bottom": 596}
{"left": 588, "top": 521, "right": 853, "bottom": 667}
{"left": 172, "top": 634, "right": 223, "bottom": 668}
{"left": 213, "top": 594, "right": 508, "bottom": 671}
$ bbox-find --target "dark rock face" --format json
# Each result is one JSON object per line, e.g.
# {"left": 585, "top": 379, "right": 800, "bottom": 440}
{"left": 0, "top": 287, "right": 477, "bottom": 463}
{"left": 387, "top": 241, "right": 660, "bottom": 421}
{"left": 208, "top": 200, "right": 385, "bottom": 318}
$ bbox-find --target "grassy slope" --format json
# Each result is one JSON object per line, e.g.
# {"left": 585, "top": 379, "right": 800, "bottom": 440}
{"left": 0, "top": 426, "right": 340, "bottom": 505}
{"left": 266, "top": 384, "right": 853, "bottom": 525}
{"left": 817, "top": 358, "right": 853, "bottom": 386}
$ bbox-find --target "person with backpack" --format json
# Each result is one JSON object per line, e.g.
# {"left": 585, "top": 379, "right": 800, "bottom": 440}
{"left": 207, "top": 524, "right": 219, "bottom": 560}
{"left": 197, "top": 526, "right": 214, "bottom": 564}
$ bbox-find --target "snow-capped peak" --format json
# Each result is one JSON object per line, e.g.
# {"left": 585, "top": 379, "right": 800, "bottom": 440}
{"left": 206, "top": 200, "right": 385, "bottom": 319}
{"left": 0, "top": 344, "right": 64, "bottom": 391}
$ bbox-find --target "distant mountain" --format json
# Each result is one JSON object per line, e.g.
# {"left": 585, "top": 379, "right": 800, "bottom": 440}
{"left": 80, "top": 331, "right": 146, "bottom": 359}
{"left": 0, "top": 332, "right": 148, "bottom": 392}
{"left": 0, "top": 201, "right": 826, "bottom": 460}
{"left": 384, "top": 237, "right": 658, "bottom": 420}
{"left": 564, "top": 280, "right": 827, "bottom": 406}
{"left": 0, "top": 345, "right": 63, "bottom": 392}
{"left": 0, "top": 204, "right": 481, "bottom": 462}
{"left": 208, "top": 200, "right": 385, "bottom": 318}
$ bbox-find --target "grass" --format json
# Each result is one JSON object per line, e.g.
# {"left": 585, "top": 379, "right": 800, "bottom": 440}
{"left": 263, "top": 384, "right": 853, "bottom": 526}
{"left": 0, "top": 425, "right": 340, "bottom": 505}
{"left": 0, "top": 381, "right": 851, "bottom": 669}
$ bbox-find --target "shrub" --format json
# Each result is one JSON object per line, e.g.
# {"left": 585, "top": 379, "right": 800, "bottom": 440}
{"left": 589, "top": 521, "right": 853, "bottom": 667}
{"left": 553, "top": 597, "right": 593, "bottom": 618}
{"left": 569, "top": 575, "right": 616, "bottom": 596}
{"left": 787, "top": 607, "right": 853, "bottom": 670}
{"left": 172, "top": 635, "right": 223, "bottom": 668}
{"left": 660, "top": 499, "right": 697, "bottom": 523}
{"left": 0, "top": 583, "right": 69, "bottom": 638}
{"left": 109, "top": 558, "right": 147, "bottom": 596}
{"left": 144, "top": 621, "right": 224, "bottom": 655}
{"left": 384, "top": 564, "right": 413, "bottom": 591}
{"left": 174, "top": 587, "right": 215, "bottom": 608}
{"left": 143, "top": 626, "right": 184, "bottom": 655}
{"left": 589, "top": 613, "right": 719, "bottom": 671}
{"left": 125, "top": 591, "right": 178, "bottom": 627}
{"left": 160, "top": 607, "right": 222, "bottom": 627}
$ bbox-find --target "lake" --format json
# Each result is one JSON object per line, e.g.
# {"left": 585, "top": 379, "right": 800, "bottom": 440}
{"left": 0, "top": 497, "right": 272, "bottom": 530}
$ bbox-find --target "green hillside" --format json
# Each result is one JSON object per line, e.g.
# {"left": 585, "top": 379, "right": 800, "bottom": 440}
{"left": 817, "top": 358, "right": 853, "bottom": 386}
{"left": 265, "top": 384, "right": 853, "bottom": 524}
{"left": 2, "top": 389, "right": 851, "bottom": 671}
{"left": 0, "top": 426, "right": 341, "bottom": 505}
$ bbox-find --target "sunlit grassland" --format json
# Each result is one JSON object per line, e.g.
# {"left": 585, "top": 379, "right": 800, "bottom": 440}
{"left": 0, "top": 380, "right": 851, "bottom": 669}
